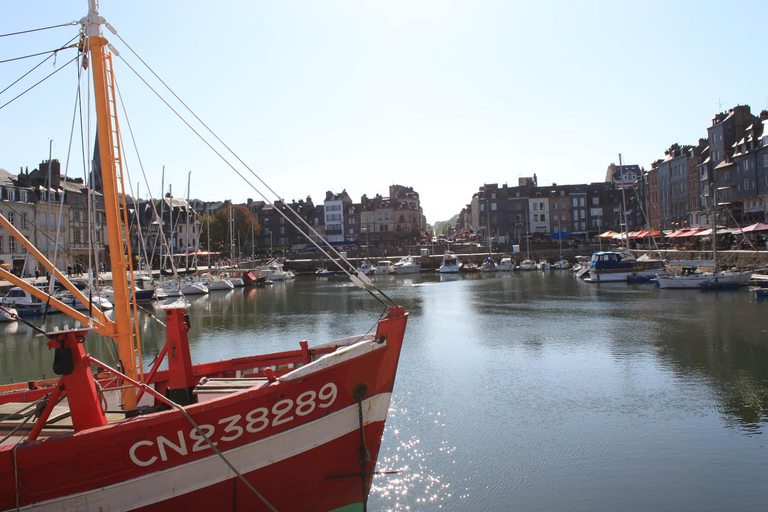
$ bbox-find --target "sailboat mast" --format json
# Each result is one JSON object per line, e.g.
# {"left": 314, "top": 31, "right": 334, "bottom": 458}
{"left": 158, "top": 166, "right": 165, "bottom": 272}
{"left": 619, "top": 153, "right": 630, "bottom": 250}
{"left": 186, "top": 171, "right": 191, "bottom": 271}
{"left": 85, "top": 1, "right": 138, "bottom": 409}
{"left": 712, "top": 187, "right": 718, "bottom": 270}
{"left": 486, "top": 197, "right": 491, "bottom": 257}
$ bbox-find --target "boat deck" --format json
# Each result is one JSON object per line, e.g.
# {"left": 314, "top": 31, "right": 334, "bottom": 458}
{"left": 0, "top": 402, "right": 125, "bottom": 445}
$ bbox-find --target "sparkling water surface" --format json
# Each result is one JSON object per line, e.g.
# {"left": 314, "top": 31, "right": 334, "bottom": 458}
{"left": 2, "top": 271, "right": 768, "bottom": 511}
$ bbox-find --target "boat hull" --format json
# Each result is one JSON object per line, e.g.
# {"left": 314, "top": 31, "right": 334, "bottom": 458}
{"left": 0, "top": 308, "right": 408, "bottom": 511}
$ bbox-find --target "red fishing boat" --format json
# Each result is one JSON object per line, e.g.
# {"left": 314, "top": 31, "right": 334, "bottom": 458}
{"left": 0, "top": 3, "right": 408, "bottom": 510}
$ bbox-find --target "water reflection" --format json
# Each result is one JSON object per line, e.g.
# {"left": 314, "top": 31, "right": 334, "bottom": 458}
{"left": 2, "top": 273, "right": 768, "bottom": 509}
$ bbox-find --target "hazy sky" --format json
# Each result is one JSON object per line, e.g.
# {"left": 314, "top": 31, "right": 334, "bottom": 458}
{"left": 2, "top": 1, "right": 767, "bottom": 224}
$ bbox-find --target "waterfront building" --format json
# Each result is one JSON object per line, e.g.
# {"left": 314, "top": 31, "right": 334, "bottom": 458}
{"left": 700, "top": 105, "right": 758, "bottom": 227}
{"left": 323, "top": 190, "right": 352, "bottom": 244}
{"left": 605, "top": 162, "right": 642, "bottom": 190}
{"left": 373, "top": 195, "right": 394, "bottom": 246}
{"left": 529, "top": 191, "right": 550, "bottom": 234}
{"left": 0, "top": 169, "right": 37, "bottom": 276}
{"left": 756, "top": 115, "right": 768, "bottom": 222}
{"left": 344, "top": 202, "right": 361, "bottom": 244}
{"left": 471, "top": 178, "right": 536, "bottom": 245}
{"left": 390, "top": 184, "right": 422, "bottom": 246}
{"left": 687, "top": 140, "right": 707, "bottom": 228}
{"left": 731, "top": 112, "right": 768, "bottom": 225}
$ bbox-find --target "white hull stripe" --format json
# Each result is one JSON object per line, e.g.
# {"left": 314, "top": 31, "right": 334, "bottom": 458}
{"left": 23, "top": 393, "right": 392, "bottom": 512}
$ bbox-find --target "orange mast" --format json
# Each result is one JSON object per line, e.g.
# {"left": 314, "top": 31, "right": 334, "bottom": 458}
{"left": 84, "top": 0, "right": 138, "bottom": 410}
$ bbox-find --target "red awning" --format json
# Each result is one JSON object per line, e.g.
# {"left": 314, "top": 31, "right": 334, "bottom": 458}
{"left": 733, "top": 222, "right": 768, "bottom": 234}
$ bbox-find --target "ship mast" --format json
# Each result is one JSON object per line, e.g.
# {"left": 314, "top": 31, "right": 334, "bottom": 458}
{"left": 84, "top": 0, "right": 139, "bottom": 410}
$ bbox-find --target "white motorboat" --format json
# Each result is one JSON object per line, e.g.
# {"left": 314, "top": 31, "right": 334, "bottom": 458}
{"left": 261, "top": 262, "right": 292, "bottom": 281}
{"left": 437, "top": 251, "right": 460, "bottom": 273}
{"left": 537, "top": 259, "right": 551, "bottom": 270}
{"left": 497, "top": 256, "right": 515, "bottom": 271}
{"left": 552, "top": 260, "right": 570, "bottom": 269}
{"left": 518, "top": 259, "right": 537, "bottom": 271}
{"left": 1, "top": 287, "right": 46, "bottom": 316}
{"left": 357, "top": 260, "right": 374, "bottom": 276}
{"left": 392, "top": 256, "right": 421, "bottom": 275}
{"left": 55, "top": 290, "right": 114, "bottom": 311}
{"left": 374, "top": 260, "right": 394, "bottom": 275}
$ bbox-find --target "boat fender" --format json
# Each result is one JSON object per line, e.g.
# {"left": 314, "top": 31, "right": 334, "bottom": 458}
{"left": 53, "top": 345, "right": 75, "bottom": 375}
{"left": 184, "top": 312, "right": 192, "bottom": 330}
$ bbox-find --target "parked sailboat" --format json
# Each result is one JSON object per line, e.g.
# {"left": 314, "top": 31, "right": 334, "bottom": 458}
{"left": 0, "top": 5, "right": 408, "bottom": 511}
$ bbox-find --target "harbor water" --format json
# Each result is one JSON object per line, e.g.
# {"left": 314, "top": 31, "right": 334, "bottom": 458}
{"left": 2, "top": 271, "right": 768, "bottom": 510}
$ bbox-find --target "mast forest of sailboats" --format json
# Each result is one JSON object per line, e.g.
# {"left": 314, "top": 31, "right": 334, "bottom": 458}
{"left": 0, "top": 3, "right": 409, "bottom": 510}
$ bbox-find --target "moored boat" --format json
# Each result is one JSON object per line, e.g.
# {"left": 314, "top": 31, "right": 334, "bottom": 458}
{"left": 437, "top": 251, "right": 460, "bottom": 273}
{"left": 518, "top": 259, "right": 537, "bottom": 271}
{"left": 392, "top": 256, "right": 421, "bottom": 275}
{"left": 0, "top": 305, "right": 18, "bottom": 322}
{"left": 0, "top": 5, "right": 409, "bottom": 511}
{"left": 478, "top": 256, "right": 497, "bottom": 272}
{"left": 373, "top": 260, "right": 394, "bottom": 275}
{"left": 497, "top": 255, "right": 515, "bottom": 271}
{"left": 583, "top": 251, "right": 665, "bottom": 283}
{"left": 357, "top": 259, "right": 374, "bottom": 276}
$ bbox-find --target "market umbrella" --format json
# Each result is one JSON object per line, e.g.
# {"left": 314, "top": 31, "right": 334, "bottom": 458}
{"left": 598, "top": 230, "right": 619, "bottom": 238}
{"left": 733, "top": 222, "right": 768, "bottom": 234}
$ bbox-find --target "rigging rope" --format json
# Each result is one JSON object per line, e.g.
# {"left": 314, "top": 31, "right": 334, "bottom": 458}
{"left": 0, "top": 44, "right": 76, "bottom": 65}
{"left": 0, "top": 54, "right": 78, "bottom": 111}
{"left": 0, "top": 36, "right": 77, "bottom": 97}
{"left": 0, "top": 21, "right": 77, "bottom": 38}
{"left": 112, "top": 45, "right": 396, "bottom": 305}
{"left": 110, "top": 32, "right": 396, "bottom": 307}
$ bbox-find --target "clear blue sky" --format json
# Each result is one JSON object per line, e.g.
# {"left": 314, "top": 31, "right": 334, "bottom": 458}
{"left": 2, "top": 1, "right": 767, "bottom": 224}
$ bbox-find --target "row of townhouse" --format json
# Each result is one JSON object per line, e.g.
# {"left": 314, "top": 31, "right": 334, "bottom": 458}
{"left": 640, "top": 105, "right": 768, "bottom": 231}
{"left": 0, "top": 160, "right": 108, "bottom": 277}
{"left": 121, "top": 184, "right": 424, "bottom": 265}
{"left": 456, "top": 173, "right": 644, "bottom": 243}
{"left": 243, "top": 184, "right": 424, "bottom": 252}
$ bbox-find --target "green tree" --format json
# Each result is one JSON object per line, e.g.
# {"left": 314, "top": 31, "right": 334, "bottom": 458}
{"left": 199, "top": 205, "right": 260, "bottom": 259}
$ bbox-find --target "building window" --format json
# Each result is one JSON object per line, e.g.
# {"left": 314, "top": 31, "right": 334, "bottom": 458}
{"left": 541, "top": 214, "right": 546, "bottom": 222}
{"left": 572, "top": 198, "right": 578, "bottom": 208}
{"left": 533, "top": 203, "right": 538, "bottom": 210}
{"left": 21, "top": 213, "right": 27, "bottom": 229}
{"left": 533, "top": 214, "right": 539, "bottom": 222}
{"left": 491, "top": 202, "right": 497, "bottom": 211}
{"left": 8, "top": 189, "right": 15, "bottom": 201}
{"left": 539, "top": 202, "right": 545, "bottom": 210}
{"left": 552, "top": 202, "right": 558, "bottom": 210}
{"left": 0, "top": 236, "right": 3, "bottom": 252}
{"left": 744, "top": 178, "right": 750, "bottom": 190}
{"left": 9, "top": 237, "right": 16, "bottom": 253}
{"left": 7, "top": 212, "right": 14, "bottom": 226}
